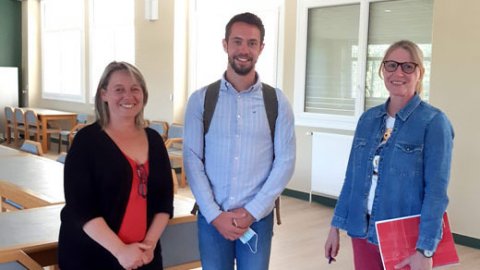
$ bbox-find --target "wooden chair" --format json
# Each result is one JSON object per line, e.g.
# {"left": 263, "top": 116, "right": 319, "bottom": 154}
{"left": 165, "top": 123, "right": 185, "bottom": 187}
{"left": 4, "top": 106, "right": 15, "bottom": 144}
{"left": 19, "top": 140, "right": 44, "bottom": 156}
{"left": 149, "top": 120, "right": 169, "bottom": 141}
{"left": 56, "top": 152, "right": 68, "bottom": 164}
{"left": 67, "top": 122, "right": 87, "bottom": 149}
{"left": 13, "top": 107, "right": 27, "bottom": 146}
{"left": 58, "top": 113, "right": 88, "bottom": 153}
{"left": 0, "top": 250, "right": 43, "bottom": 270}
{"left": 24, "top": 110, "right": 61, "bottom": 148}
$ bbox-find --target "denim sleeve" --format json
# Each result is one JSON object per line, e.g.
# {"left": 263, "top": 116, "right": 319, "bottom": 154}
{"left": 331, "top": 115, "right": 365, "bottom": 230}
{"left": 183, "top": 89, "right": 222, "bottom": 223}
{"left": 416, "top": 111, "right": 454, "bottom": 251}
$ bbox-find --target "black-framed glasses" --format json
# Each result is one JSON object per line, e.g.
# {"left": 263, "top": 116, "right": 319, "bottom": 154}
{"left": 136, "top": 164, "right": 148, "bottom": 199}
{"left": 383, "top": 60, "right": 418, "bottom": 74}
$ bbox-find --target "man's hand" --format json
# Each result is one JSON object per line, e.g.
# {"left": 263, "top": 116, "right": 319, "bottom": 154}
{"left": 211, "top": 211, "right": 248, "bottom": 240}
{"left": 231, "top": 208, "right": 255, "bottom": 229}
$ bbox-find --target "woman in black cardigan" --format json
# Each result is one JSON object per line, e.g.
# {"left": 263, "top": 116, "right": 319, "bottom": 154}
{"left": 58, "top": 61, "right": 174, "bottom": 270}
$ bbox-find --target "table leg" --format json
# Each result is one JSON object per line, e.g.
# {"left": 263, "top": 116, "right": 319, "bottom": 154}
{"left": 41, "top": 117, "right": 49, "bottom": 152}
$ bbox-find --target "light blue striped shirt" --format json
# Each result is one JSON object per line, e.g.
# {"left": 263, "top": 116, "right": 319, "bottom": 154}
{"left": 183, "top": 75, "right": 296, "bottom": 223}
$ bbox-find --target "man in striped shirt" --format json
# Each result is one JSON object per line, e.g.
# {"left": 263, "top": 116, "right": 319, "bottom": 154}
{"left": 183, "top": 12, "right": 296, "bottom": 270}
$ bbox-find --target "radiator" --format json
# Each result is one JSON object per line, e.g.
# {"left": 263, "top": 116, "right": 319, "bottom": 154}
{"left": 311, "top": 132, "right": 353, "bottom": 199}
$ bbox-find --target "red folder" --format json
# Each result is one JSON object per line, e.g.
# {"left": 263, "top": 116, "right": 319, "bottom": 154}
{"left": 375, "top": 212, "right": 459, "bottom": 270}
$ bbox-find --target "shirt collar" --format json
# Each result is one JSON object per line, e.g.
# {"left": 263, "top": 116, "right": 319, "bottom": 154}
{"left": 220, "top": 72, "right": 262, "bottom": 94}
{"left": 377, "top": 93, "right": 422, "bottom": 121}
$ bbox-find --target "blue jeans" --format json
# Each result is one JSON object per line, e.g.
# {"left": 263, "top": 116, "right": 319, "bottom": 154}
{"left": 197, "top": 211, "right": 274, "bottom": 270}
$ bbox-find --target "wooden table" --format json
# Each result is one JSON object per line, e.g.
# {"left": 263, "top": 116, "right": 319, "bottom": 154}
{"left": 0, "top": 196, "right": 200, "bottom": 269}
{"left": 23, "top": 108, "right": 77, "bottom": 152}
{"left": 0, "top": 146, "right": 64, "bottom": 210}
{"left": 0, "top": 145, "right": 200, "bottom": 268}
{"left": 0, "top": 204, "right": 62, "bottom": 267}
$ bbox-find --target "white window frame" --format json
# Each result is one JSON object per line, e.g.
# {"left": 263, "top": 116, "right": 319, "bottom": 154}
{"left": 294, "top": 0, "right": 429, "bottom": 130}
{"left": 40, "top": 0, "right": 135, "bottom": 104}
{"left": 88, "top": 0, "right": 135, "bottom": 103}
{"left": 40, "top": 0, "right": 86, "bottom": 103}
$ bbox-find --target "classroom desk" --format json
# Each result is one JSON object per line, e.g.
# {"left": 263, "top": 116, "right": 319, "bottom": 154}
{"left": 23, "top": 108, "right": 77, "bottom": 152}
{"left": 0, "top": 146, "right": 64, "bottom": 210}
{"left": 0, "top": 196, "right": 200, "bottom": 269}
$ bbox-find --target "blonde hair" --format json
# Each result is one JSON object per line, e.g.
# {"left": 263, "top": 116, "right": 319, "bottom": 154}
{"left": 94, "top": 61, "right": 149, "bottom": 128}
{"left": 378, "top": 40, "right": 425, "bottom": 94}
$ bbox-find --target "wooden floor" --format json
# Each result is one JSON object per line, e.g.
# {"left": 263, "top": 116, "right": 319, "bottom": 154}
{"left": 4, "top": 140, "right": 480, "bottom": 269}
{"left": 178, "top": 190, "right": 480, "bottom": 270}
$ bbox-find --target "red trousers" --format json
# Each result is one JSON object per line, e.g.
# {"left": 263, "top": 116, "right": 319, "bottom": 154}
{"left": 352, "top": 238, "right": 384, "bottom": 270}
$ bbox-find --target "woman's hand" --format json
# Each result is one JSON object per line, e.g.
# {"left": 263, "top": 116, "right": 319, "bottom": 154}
{"left": 394, "top": 251, "right": 432, "bottom": 270}
{"left": 140, "top": 239, "right": 157, "bottom": 265}
{"left": 324, "top": 227, "right": 340, "bottom": 263}
{"left": 115, "top": 242, "right": 151, "bottom": 270}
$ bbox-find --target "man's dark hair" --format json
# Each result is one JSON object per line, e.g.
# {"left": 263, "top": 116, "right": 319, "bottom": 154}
{"left": 225, "top": 12, "right": 265, "bottom": 43}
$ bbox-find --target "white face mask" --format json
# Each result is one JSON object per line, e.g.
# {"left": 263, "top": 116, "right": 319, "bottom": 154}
{"left": 239, "top": 227, "right": 258, "bottom": 254}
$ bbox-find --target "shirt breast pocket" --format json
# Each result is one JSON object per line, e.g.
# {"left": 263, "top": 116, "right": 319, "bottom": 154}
{"left": 392, "top": 142, "right": 424, "bottom": 177}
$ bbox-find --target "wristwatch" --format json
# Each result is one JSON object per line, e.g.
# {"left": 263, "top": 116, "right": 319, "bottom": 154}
{"left": 416, "top": 248, "right": 434, "bottom": 258}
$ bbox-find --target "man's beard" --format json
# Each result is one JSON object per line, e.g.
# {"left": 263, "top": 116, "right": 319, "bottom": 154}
{"left": 228, "top": 55, "right": 254, "bottom": 75}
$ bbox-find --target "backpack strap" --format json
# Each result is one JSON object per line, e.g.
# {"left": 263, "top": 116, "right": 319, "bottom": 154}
{"left": 203, "top": 80, "right": 222, "bottom": 135}
{"left": 261, "top": 83, "right": 278, "bottom": 142}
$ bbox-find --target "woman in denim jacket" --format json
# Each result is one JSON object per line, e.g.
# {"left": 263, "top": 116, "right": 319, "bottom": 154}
{"left": 324, "top": 40, "right": 454, "bottom": 270}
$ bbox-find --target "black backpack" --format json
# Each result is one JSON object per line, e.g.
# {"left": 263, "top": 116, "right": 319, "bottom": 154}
{"left": 191, "top": 80, "right": 282, "bottom": 225}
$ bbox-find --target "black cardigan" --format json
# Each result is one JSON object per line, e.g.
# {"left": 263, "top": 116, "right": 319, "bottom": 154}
{"left": 58, "top": 122, "right": 174, "bottom": 270}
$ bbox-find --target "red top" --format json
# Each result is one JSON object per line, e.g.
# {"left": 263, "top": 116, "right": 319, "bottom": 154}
{"left": 117, "top": 155, "right": 148, "bottom": 244}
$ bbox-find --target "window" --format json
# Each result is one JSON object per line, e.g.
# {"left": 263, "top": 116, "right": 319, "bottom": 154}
{"left": 40, "top": 0, "right": 134, "bottom": 103}
{"left": 294, "top": 0, "right": 433, "bottom": 129}
{"left": 41, "top": 0, "right": 84, "bottom": 102}
{"left": 89, "top": 0, "right": 135, "bottom": 101}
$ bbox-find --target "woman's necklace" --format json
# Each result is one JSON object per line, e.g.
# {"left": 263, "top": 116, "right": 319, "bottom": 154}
{"left": 383, "top": 128, "right": 393, "bottom": 142}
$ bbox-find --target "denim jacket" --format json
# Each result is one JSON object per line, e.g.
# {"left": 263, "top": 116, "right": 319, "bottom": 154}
{"left": 331, "top": 94, "right": 454, "bottom": 252}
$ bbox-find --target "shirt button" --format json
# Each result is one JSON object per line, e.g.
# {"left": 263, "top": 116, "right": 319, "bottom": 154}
{"left": 237, "top": 114, "right": 241, "bottom": 118}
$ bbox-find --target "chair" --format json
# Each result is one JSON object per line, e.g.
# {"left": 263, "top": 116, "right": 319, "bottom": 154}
{"left": 149, "top": 120, "right": 169, "bottom": 141}
{"left": 67, "top": 122, "right": 88, "bottom": 150}
{"left": 0, "top": 250, "right": 43, "bottom": 270}
{"left": 4, "top": 106, "right": 15, "bottom": 144}
{"left": 56, "top": 152, "right": 68, "bottom": 164}
{"left": 165, "top": 123, "right": 185, "bottom": 187}
{"left": 24, "top": 110, "right": 61, "bottom": 149}
{"left": 19, "top": 140, "right": 44, "bottom": 156}
{"left": 58, "top": 113, "right": 88, "bottom": 153}
{"left": 13, "top": 108, "right": 27, "bottom": 146}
